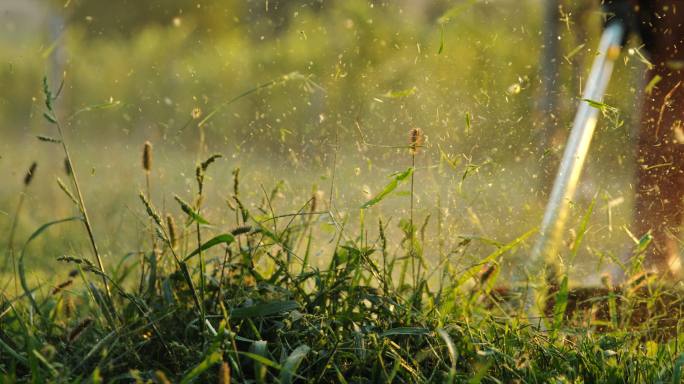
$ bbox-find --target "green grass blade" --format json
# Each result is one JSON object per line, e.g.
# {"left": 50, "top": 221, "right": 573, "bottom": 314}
{"left": 380, "top": 327, "right": 430, "bottom": 337}
{"left": 230, "top": 301, "right": 299, "bottom": 319}
{"left": 238, "top": 351, "right": 282, "bottom": 370}
{"left": 438, "top": 24, "right": 445, "bottom": 54}
{"left": 279, "top": 344, "right": 310, "bottom": 384}
{"left": 334, "top": 364, "right": 349, "bottom": 384}
{"left": 0, "top": 337, "right": 27, "bottom": 365}
{"left": 551, "top": 275, "right": 569, "bottom": 339}
{"left": 174, "top": 195, "right": 210, "bottom": 225}
{"left": 184, "top": 234, "right": 235, "bottom": 262}
{"left": 456, "top": 227, "right": 536, "bottom": 287}
{"left": 672, "top": 353, "right": 684, "bottom": 384}
{"left": 438, "top": 0, "right": 477, "bottom": 23}
{"left": 250, "top": 340, "right": 269, "bottom": 384}
{"left": 569, "top": 196, "right": 596, "bottom": 265}
{"left": 436, "top": 328, "right": 457, "bottom": 370}
{"left": 179, "top": 351, "right": 222, "bottom": 384}
{"left": 361, "top": 168, "right": 413, "bottom": 209}
{"left": 382, "top": 87, "right": 416, "bottom": 99}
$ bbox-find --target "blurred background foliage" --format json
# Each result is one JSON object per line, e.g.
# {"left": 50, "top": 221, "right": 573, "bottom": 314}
{"left": 0, "top": 0, "right": 649, "bottom": 284}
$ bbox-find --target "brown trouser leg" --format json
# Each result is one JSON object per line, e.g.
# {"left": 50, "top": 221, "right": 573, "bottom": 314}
{"left": 635, "top": 67, "right": 684, "bottom": 279}
{"left": 633, "top": 0, "right": 684, "bottom": 279}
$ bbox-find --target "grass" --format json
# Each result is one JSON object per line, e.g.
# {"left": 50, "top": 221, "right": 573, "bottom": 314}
{"left": 2, "top": 84, "right": 684, "bottom": 384}
{"left": 1, "top": 2, "right": 671, "bottom": 381}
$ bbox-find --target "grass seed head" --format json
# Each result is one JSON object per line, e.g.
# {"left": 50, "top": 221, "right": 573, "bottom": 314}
{"left": 166, "top": 214, "right": 178, "bottom": 249}
{"left": 143, "top": 141, "right": 153, "bottom": 173}
{"left": 479, "top": 263, "right": 497, "bottom": 285}
{"left": 51, "top": 279, "right": 73, "bottom": 295}
{"left": 191, "top": 107, "right": 202, "bottom": 120}
{"left": 230, "top": 226, "right": 252, "bottom": 236}
{"left": 409, "top": 127, "right": 424, "bottom": 155}
{"left": 196, "top": 153, "right": 222, "bottom": 188}
{"left": 601, "top": 273, "right": 613, "bottom": 290}
{"left": 57, "top": 177, "right": 79, "bottom": 207}
{"left": 232, "top": 167, "right": 240, "bottom": 196}
{"left": 139, "top": 192, "right": 163, "bottom": 227}
{"left": 64, "top": 158, "right": 72, "bottom": 176}
{"left": 68, "top": 317, "right": 93, "bottom": 343}
{"left": 174, "top": 195, "right": 194, "bottom": 217}
{"left": 24, "top": 162, "right": 37, "bottom": 186}
{"left": 63, "top": 296, "right": 74, "bottom": 318}
{"left": 36, "top": 135, "right": 61, "bottom": 143}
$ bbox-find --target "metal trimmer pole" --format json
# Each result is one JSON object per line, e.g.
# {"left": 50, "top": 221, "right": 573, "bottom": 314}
{"left": 526, "top": 22, "right": 625, "bottom": 314}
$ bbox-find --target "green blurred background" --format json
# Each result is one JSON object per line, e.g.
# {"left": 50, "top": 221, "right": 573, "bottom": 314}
{"left": 0, "top": 0, "right": 649, "bottom": 288}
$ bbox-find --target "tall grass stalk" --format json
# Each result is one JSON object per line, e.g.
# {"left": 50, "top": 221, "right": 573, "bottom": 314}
{"left": 140, "top": 193, "right": 203, "bottom": 315}
{"left": 194, "top": 154, "right": 222, "bottom": 338}
{"left": 41, "top": 78, "right": 114, "bottom": 314}
{"left": 409, "top": 128, "right": 423, "bottom": 288}
{"left": 141, "top": 141, "right": 155, "bottom": 294}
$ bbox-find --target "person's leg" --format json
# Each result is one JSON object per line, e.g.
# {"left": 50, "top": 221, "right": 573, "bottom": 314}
{"left": 635, "top": 67, "right": 684, "bottom": 279}
{"left": 632, "top": 0, "right": 684, "bottom": 279}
